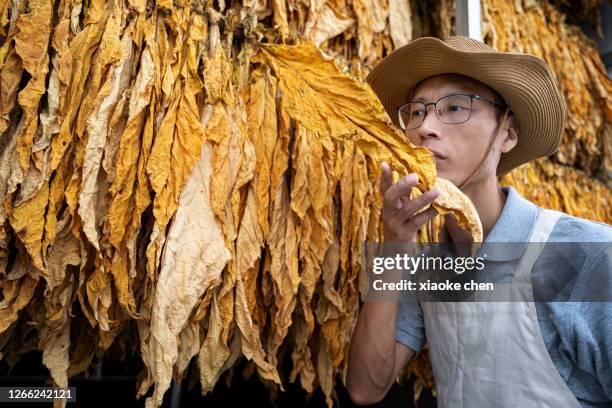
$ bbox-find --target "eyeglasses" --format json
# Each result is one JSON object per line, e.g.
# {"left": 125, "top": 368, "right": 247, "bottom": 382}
{"left": 397, "top": 93, "right": 507, "bottom": 131}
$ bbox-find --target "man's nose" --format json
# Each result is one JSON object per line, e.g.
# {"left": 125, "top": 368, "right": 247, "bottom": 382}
{"left": 418, "top": 104, "right": 443, "bottom": 139}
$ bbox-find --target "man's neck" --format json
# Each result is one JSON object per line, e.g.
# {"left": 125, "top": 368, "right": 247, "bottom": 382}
{"left": 461, "top": 176, "right": 507, "bottom": 240}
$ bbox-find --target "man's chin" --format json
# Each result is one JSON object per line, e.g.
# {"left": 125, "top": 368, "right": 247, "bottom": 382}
{"left": 435, "top": 168, "right": 462, "bottom": 187}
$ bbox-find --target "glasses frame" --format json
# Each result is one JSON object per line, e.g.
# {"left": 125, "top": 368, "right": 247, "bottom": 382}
{"left": 397, "top": 93, "right": 508, "bottom": 131}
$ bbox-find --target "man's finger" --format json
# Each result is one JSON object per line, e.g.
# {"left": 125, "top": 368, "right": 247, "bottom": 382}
{"left": 400, "top": 189, "right": 413, "bottom": 207}
{"left": 406, "top": 206, "right": 438, "bottom": 231}
{"left": 384, "top": 173, "right": 419, "bottom": 208}
{"left": 395, "top": 187, "right": 440, "bottom": 221}
{"left": 380, "top": 161, "right": 392, "bottom": 196}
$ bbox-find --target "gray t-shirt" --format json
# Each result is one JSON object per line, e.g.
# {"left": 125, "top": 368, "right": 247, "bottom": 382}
{"left": 396, "top": 186, "right": 612, "bottom": 407}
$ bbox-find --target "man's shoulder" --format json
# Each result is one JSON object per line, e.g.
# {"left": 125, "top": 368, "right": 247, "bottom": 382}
{"left": 506, "top": 187, "right": 611, "bottom": 242}
{"left": 535, "top": 210, "right": 611, "bottom": 302}
{"left": 544, "top": 209, "right": 612, "bottom": 243}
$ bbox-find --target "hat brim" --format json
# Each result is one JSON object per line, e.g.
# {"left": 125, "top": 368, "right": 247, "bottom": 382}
{"left": 365, "top": 37, "right": 566, "bottom": 176}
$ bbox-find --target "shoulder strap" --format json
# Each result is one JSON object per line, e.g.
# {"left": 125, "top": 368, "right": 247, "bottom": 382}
{"left": 513, "top": 209, "right": 562, "bottom": 284}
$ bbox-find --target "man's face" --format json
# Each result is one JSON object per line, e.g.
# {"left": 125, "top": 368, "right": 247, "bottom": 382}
{"left": 404, "top": 74, "right": 515, "bottom": 186}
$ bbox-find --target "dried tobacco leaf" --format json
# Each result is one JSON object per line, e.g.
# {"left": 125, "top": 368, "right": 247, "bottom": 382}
{"left": 433, "top": 177, "right": 483, "bottom": 242}
{"left": 257, "top": 42, "right": 483, "bottom": 240}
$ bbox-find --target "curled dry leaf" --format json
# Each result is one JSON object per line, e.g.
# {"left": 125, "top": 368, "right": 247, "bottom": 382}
{"left": 432, "top": 177, "right": 483, "bottom": 243}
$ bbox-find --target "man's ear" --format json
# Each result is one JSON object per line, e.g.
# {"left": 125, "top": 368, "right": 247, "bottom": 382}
{"left": 500, "top": 114, "right": 518, "bottom": 154}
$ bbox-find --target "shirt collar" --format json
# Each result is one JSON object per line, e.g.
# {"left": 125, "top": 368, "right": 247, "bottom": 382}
{"left": 476, "top": 186, "right": 540, "bottom": 261}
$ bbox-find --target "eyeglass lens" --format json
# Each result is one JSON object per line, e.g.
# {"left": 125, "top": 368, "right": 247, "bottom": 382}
{"left": 399, "top": 94, "right": 473, "bottom": 130}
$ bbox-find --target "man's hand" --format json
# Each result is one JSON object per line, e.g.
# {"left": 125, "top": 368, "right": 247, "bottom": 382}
{"left": 380, "top": 161, "right": 440, "bottom": 242}
{"left": 440, "top": 213, "right": 474, "bottom": 243}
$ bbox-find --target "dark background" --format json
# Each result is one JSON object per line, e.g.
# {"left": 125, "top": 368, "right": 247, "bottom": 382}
{"left": 0, "top": 351, "right": 436, "bottom": 408}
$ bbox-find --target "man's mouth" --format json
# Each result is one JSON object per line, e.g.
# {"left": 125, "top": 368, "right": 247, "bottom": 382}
{"left": 426, "top": 148, "right": 447, "bottom": 160}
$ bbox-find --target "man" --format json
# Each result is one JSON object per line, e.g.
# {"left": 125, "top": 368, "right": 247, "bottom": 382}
{"left": 346, "top": 36, "right": 611, "bottom": 407}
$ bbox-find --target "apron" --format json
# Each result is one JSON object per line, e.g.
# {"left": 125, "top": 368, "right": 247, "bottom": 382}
{"left": 422, "top": 209, "right": 582, "bottom": 408}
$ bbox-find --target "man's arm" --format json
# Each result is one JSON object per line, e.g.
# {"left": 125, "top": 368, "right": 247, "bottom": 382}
{"left": 346, "top": 301, "right": 415, "bottom": 405}
{"left": 572, "top": 246, "right": 612, "bottom": 401}
{"left": 345, "top": 162, "right": 439, "bottom": 405}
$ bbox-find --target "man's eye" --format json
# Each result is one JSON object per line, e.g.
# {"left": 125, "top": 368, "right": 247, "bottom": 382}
{"left": 449, "top": 105, "right": 466, "bottom": 111}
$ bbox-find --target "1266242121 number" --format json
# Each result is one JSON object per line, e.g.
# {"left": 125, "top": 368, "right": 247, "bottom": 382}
{"left": 0, "top": 387, "right": 76, "bottom": 402}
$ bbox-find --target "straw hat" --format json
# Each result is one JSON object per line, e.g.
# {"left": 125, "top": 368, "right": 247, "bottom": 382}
{"left": 365, "top": 36, "right": 567, "bottom": 176}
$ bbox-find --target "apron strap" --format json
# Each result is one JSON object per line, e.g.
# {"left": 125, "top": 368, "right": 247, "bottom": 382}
{"left": 513, "top": 209, "right": 562, "bottom": 284}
